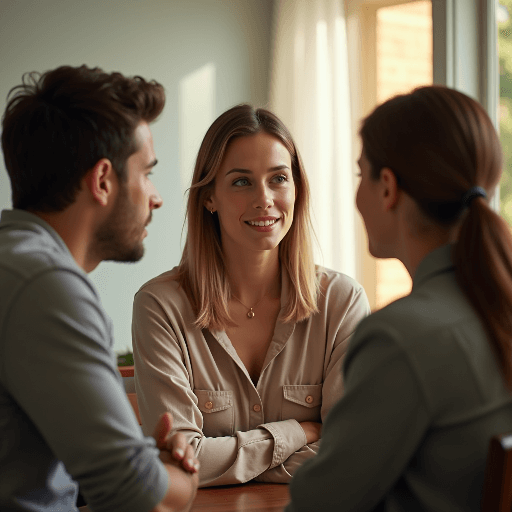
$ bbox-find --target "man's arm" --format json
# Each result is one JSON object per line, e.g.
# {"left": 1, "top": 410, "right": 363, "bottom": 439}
{"left": 150, "top": 460, "right": 198, "bottom": 512}
{"left": 3, "top": 269, "right": 183, "bottom": 512}
{"left": 150, "top": 413, "right": 199, "bottom": 512}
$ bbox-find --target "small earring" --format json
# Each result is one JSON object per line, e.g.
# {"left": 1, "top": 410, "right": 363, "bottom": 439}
{"left": 210, "top": 208, "right": 214, "bottom": 214}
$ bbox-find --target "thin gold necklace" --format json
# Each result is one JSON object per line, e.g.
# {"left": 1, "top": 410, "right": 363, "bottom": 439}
{"left": 231, "top": 293, "right": 268, "bottom": 319}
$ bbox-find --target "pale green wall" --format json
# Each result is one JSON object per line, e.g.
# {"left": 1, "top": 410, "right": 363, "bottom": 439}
{"left": 0, "top": 0, "right": 274, "bottom": 353}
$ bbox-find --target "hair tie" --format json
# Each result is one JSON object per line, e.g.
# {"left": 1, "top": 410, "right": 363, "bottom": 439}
{"left": 462, "top": 186, "right": 487, "bottom": 208}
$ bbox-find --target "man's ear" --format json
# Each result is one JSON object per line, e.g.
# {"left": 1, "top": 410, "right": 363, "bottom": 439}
{"left": 83, "top": 158, "right": 117, "bottom": 207}
{"left": 380, "top": 167, "right": 400, "bottom": 212}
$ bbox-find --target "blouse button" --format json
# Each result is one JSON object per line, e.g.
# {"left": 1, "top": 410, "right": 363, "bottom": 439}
{"left": 205, "top": 401, "right": 213, "bottom": 410}
{"left": 253, "top": 404, "right": 261, "bottom": 412}
{"left": 305, "top": 395, "right": 314, "bottom": 404}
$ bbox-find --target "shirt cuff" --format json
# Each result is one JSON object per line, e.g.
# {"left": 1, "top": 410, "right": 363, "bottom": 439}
{"left": 258, "top": 419, "right": 307, "bottom": 469}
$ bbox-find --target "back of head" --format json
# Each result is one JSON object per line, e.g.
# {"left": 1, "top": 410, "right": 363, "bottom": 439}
{"left": 179, "top": 104, "right": 317, "bottom": 330}
{"left": 360, "top": 85, "right": 502, "bottom": 221}
{"left": 361, "top": 85, "right": 512, "bottom": 390}
{"left": 1, "top": 65, "right": 165, "bottom": 212}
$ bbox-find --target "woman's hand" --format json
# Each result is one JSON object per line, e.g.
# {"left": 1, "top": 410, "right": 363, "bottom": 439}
{"left": 299, "top": 421, "right": 322, "bottom": 444}
{"left": 153, "top": 412, "right": 200, "bottom": 473}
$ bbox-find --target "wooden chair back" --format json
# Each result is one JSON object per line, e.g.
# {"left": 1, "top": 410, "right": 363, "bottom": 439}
{"left": 127, "top": 392, "right": 142, "bottom": 425}
{"left": 118, "top": 366, "right": 141, "bottom": 425}
{"left": 481, "top": 432, "right": 512, "bottom": 512}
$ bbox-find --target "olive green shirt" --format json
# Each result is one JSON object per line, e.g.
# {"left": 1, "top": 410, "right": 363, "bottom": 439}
{"left": 287, "top": 244, "right": 512, "bottom": 512}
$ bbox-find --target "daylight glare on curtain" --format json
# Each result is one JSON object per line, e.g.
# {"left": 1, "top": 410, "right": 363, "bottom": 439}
{"left": 270, "top": 0, "right": 356, "bottom": 279}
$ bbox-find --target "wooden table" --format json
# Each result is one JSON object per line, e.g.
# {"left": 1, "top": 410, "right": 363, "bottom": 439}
{"left": 79, "top": 483, "right": 289, "bottom": 511}
{"left": 191, "top": 483, "right": 289, "bottom": 511}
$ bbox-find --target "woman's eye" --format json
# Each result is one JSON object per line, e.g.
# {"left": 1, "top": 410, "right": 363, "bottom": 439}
{"left": 233, "top": 177, "right": 250, "bottom": 187}
{"left": 272, "top": 175, "right": 287, "bottom": 184}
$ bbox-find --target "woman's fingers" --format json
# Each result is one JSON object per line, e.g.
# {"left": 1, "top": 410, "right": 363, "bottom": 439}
{"left": 167, "top": 431, "right": 199, "bottom": 473}
{"left": 299, "top": 421, "right": 322, "bottom": 444}
{"left": 168, "top": 431, "right": 187, "bottom": 459}
{"left": 182, "top": 443, "right": 200, "bottom": 473}
{"left": 153, "top": 413, "right": 199, "bottom": 473}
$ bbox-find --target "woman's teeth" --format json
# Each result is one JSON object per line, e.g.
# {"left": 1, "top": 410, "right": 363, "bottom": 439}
{"left": 247, "top": 219, "right": 278, "bottom": 227}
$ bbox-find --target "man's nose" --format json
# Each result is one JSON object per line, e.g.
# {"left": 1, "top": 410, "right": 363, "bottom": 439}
{"left": 150, "top": 185, "right": 163, "bottom": 210}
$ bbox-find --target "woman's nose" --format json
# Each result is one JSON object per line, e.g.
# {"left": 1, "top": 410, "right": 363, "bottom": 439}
{"left": 253, "top": 184, "right": 273, "bottom": 209}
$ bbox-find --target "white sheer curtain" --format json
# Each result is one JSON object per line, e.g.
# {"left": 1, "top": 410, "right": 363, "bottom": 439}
{"left": 270, "top": 0, "right": 356, "bottom": 279}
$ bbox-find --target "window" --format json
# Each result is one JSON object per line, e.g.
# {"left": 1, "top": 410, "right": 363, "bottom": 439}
{"left": 348, "top": 0, "right": 497, "bottom": 311}
{"left": 347, "top": 0, "right": 432, "bottom": 310}
{"left": 375, "top": 1, "right": 432, "bottom": 309}
{"left": 498, "top": 2, "right": 512, "bottom": 224}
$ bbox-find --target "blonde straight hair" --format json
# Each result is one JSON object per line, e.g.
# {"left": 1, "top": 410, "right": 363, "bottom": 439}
{"left": 175, "top": 104, "right": 319, "bottom": 330}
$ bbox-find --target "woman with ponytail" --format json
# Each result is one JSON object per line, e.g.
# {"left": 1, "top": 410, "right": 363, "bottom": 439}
{"left": 286, "top": 86, "right": 512, "bottom": 512}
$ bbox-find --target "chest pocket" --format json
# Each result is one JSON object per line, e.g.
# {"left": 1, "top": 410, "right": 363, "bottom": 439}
{"left": 194, "top": 389, "right": 234, "bottom": 437}
{"left": 281, "top": 384, "right": 322, "bottom": 423}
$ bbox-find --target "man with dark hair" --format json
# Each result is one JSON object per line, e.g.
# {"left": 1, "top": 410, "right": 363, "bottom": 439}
{"left": 0, "top": 65, "right": 198, "bottom": 512}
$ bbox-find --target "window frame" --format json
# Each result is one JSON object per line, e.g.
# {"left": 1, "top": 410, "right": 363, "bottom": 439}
{"left": 433, "top": 0, "right": 499, "bottom": 210}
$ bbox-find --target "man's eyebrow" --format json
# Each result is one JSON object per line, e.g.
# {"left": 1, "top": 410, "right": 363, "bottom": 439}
{"left": 146, "top": 158, "right": 158, "bottom": 169}
{"left": 225, "top": 165, "right": 290, "bottom": 176}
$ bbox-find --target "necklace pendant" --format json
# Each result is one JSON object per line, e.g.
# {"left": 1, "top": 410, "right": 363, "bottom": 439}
{"left": 247, "top": 308, "right": 255, "bottom": 319}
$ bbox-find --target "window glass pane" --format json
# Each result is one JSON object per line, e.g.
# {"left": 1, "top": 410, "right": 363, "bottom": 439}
{"left": 374, "top": 0, "right": 432, "bottom": 310}
{"left": 499, "top": 2, "right": 512, "bottom": 224}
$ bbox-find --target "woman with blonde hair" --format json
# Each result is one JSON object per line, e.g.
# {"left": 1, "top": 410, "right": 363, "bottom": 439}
{"left": 132, "top": 104, "right": 369, "bottom": 486}
{"left": 286, "top": 86, "right": 512, "bottom": 511}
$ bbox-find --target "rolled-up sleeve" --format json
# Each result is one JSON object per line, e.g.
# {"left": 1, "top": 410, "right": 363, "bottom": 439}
{"left": 255, "top": 283, "right": 370, "bottom": 483}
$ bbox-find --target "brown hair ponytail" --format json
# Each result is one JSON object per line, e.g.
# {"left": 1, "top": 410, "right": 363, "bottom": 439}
{"left": 454, "top": 198, "right": 512, "bottom": 388}
{"left": 360, "top": 85, "right": 512, "bottom": 390}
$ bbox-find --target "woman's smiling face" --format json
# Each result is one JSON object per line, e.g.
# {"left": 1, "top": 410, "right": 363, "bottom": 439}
{"left": 206, "top": 131, "right": 295, "bottom": 255}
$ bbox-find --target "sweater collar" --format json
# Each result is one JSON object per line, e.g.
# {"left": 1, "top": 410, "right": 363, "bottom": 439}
{"left": 0, "top": 208, "right": 75, "bottom": 262}
{"left": 412, "top": 244, "right": 455, "bottom": 291}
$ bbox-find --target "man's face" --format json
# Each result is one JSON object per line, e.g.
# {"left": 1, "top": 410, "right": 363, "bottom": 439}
{"left": 96, "top": 121, "right": 163, "bottom": 262}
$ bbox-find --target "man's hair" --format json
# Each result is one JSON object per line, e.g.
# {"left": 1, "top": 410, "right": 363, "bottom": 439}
{"left": 1, "top": 65, "right": 165, "bottom": 212}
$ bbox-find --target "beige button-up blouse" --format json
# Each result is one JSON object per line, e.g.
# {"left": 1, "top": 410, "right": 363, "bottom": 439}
{"left": 132, "top": 266, "right": 369, "bottom": 486}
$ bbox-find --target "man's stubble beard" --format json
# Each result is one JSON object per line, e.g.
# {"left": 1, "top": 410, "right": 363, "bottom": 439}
{"left": 94, "top": 185, "right": 148, "bottom": 263}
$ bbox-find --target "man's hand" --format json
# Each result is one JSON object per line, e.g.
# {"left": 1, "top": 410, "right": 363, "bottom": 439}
{"left": 153, "top": 412, "right": 199, "bottom": 474}
{"left": 150, "top": 413, "right": 199, "bottom": 512}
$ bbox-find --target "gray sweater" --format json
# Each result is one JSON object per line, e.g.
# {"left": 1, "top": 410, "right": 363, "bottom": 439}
{"left": 287, "top": 244, "right": 512, "bottom": 512}
{"left": 0, "top": 209, "right": 168, "bottom": 512}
